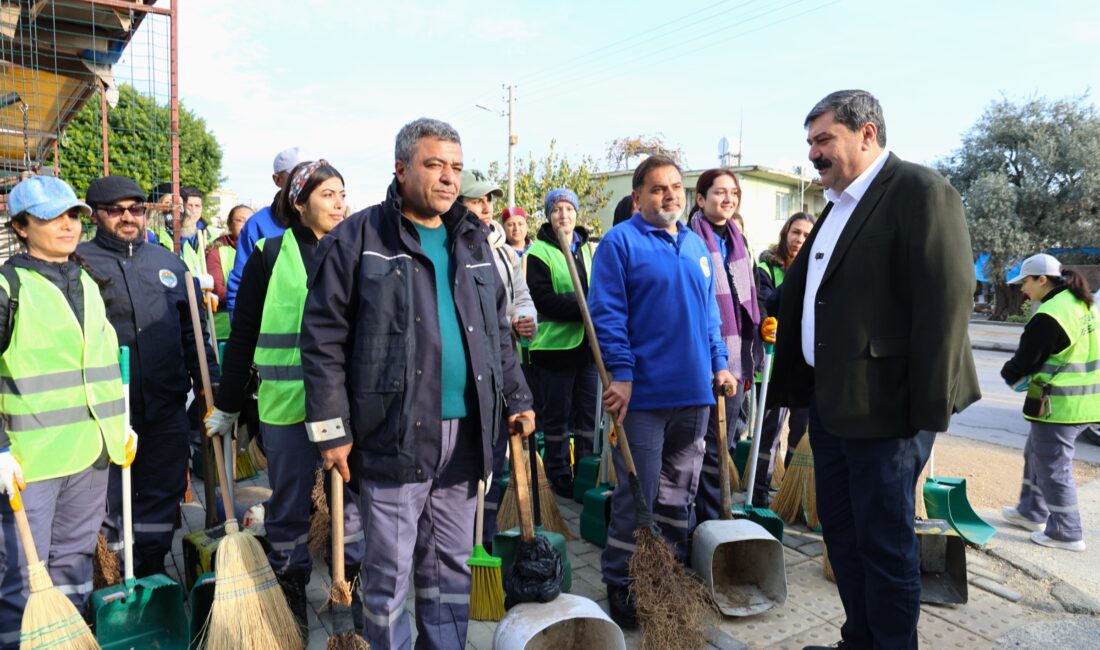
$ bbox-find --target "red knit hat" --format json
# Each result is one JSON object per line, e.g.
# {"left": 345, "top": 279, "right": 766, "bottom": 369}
{"left": 501, "top": 207, "right": 527, "bottom": 221}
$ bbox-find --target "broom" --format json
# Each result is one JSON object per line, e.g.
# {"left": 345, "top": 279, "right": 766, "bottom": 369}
{"left": 327, "top": 468, "right": 369, "bottom": 649}
{"left": 533, "top": 450, "right": 574, "bottom": 540}
{"left": 555, "top": 227, "right": 716, "bottom": 650}
{"left": 9, "top": 487, "right": 100, "bottom": 649}
{"left": 93, "top": 533, "right": 120, "bottom": 590}
{"left": 308, "top": 469, "right": 330, "bottom": 559}
{"left": 772, "top": 436, "right": 818, "bottom": 529}
{"left": 185, "top": 272, "right": 301, "bottom": 650}
{"left": 468, "top": 479, "right": 504, "bottom": 621}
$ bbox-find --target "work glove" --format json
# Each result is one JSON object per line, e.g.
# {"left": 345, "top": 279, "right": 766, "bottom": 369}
{"left": 119, "top": 428, "right": 139, "bottom": 468}
{"left": 761, "top": 316, "right": 778, "bottom": 344}
{"left": 204, "top": 407, "right": 239, "bottom": 439}
{"left": 196, "top": 273, "right": 215, "bottom": 291}
{"left": 0, "top": 448, "right": 26, "bottom": 496}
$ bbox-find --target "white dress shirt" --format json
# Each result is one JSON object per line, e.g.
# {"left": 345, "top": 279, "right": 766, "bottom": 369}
{"left": 801, "top": 148, "right": 891, "bottom": 366}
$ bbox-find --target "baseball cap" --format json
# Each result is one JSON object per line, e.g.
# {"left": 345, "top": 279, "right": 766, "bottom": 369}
{"left": 86, "top": 175, "right": 145, "bottom": 205}
{"left": 8, "top": 176, "right": 91, "bottom": 220}
{"left": 501, "top": 207, "right": 527, "bottom": 221}
{"left": 1007, "top": 253, "right": 1062, "bottom": 284}
{"left": 459, "top": 168, "right": 503, "bottom": 199}
{"left": 273, "top": 147, "right": 301, "bottom": 174}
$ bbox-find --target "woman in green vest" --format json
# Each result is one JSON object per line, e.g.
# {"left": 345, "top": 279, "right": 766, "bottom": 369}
{"left": 525, "top": 188, "right": 598, "bottom": 497}
{"left": 206, "top": 204, "right": 254, "bottom": 341}
{"left": 1000, "top": 253, "right": 1100, "bottom": 552}
{"left": 202, "top": 160, "right": 363, "bottom": 636}
{"left": 751, "top": 212, "right": 815, "bottom": 505}
{"left": 0, "top": 176, "right": 136, "bottom": 646}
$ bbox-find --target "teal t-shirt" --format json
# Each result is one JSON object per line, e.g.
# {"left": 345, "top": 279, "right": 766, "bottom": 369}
{"left": 415, "top": 222, "right": 471, "bottom": 419}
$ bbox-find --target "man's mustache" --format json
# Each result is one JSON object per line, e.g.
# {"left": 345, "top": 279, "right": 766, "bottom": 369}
{"left": 812, "top": 157, "right": 832, "bottom": 171}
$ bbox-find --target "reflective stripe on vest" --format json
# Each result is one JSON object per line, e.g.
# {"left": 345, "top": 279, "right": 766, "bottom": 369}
{"left": 526, "top": 239, "right": 592, "bottom": 351}
{"left": 254, "top": 235, "right": 307, "bottom": 424}
{"left": 0, "top": 268, "right": 127, "bottom": 481}
{"left": 1029, "top": 290, "right": 1100, "bottom": 424}
{"left": 213, "top": 244, "right": 235, "bottom": 340}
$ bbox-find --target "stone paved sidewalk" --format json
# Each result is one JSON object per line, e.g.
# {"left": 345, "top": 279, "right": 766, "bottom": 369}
{"left": 168, "top": 473, "right": 1093, "bottom": 649}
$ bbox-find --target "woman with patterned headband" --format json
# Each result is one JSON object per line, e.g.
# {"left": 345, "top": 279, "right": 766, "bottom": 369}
{"left": 202, "top": 160, "right": 365, "bottom": 640}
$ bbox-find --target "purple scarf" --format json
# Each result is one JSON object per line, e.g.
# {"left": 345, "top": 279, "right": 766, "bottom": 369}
{"left": 690, "top": 212, "right": 761, "bottom": 381}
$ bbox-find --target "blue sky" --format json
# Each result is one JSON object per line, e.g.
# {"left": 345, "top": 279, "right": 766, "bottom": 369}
{"left": 150, "top": 0, "right": 1099, "bottom": 210}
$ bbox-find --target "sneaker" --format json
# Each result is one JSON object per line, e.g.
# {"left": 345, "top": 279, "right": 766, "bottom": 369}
{"left": 1030, "top": 531, "right": 1086, "bottom": 552}
{"left": 1001, "top": 506, "right": 1045, "bottom": 532}
{"left": 607, "top": 584, "right": 637, "bottom": 628}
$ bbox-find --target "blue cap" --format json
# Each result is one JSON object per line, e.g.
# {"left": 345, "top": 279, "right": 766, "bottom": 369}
{"left": 543, "top": 188, "right": 578, "bottom": 218}
{"left": 8, "top": 176, "right": 91, "bottom": 220}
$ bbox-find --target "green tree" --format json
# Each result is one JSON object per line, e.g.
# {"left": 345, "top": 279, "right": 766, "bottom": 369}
{"left": 486, "top": 140, "right": 611, "bottom": 236}
{"left": 938, "top": 94, "right": 1100, "bottom": 320}
{"left": 56, "top": 84, "right": 223, "bottom": 200}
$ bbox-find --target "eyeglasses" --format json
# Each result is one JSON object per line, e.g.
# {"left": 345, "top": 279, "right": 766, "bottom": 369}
{"left": 97, "top": 204, "right": 147, "bottom": 218}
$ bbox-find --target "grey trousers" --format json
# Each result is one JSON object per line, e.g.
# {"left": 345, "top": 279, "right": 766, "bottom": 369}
{"left": 357, "top": 418, "right": 478, "bottom": 650}
{"left": 0, "top": 466, "right": 108, "bottom": 649}
{"left": 263, "top": 421, "right": 364, "bottom": 575}
{"left": 601, "top": 407, "right": 708, "bottom": 587}
{"left": 1016, "top": 421, "right": 1087, "bottom": 542}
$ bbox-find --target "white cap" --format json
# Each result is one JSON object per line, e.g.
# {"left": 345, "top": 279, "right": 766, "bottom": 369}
{"left": 272, "top": 147, "right": 301, "bottom": 173}
{"left": 1007, "top": 253, "right": 1062, "bottom": 284}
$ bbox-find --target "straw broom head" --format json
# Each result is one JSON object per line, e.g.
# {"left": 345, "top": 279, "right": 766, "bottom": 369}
{"left": 20, "top": 561, "right": 100, "bottom": 650}
{"left": 93, "top": 532, "right": 120, "bottom": 590}
{"left": 327, "top": 581, "right": 370, "bottom": 649}
{"left": 308, "top": 469, "right": 331, "bottom": 559}
{"left": 629, "top": 528, "right": 717, "bottom": 650}
{"left": 772, "top": 435, "right": 814, "bottom": 526}
{"left": 203, "top": 524, "right": 303, "bottom": 650}
{"left": 533, "top": 452, "right": 574, "bottom": 540}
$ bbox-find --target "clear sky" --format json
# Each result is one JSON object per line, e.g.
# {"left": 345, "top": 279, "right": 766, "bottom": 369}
{"left": 143, "top": 0, "right": 1099, "bottom": 211}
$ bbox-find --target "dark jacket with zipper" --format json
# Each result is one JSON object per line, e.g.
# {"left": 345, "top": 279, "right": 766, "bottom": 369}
{"left": 300, "top": 179, "right": 533, "bottom": 484}
{"left": 525, "top": 222, "right": 593, "bottom": 370}
{"left": 77, "top": 229, "right": 219, "bottom": 424}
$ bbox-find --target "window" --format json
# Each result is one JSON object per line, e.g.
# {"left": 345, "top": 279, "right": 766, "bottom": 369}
{"left": 775, "top": 192, "right": 790, "bottom": 220}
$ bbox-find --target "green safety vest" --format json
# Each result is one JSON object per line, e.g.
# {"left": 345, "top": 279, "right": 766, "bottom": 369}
{"left": 155, "top": 228, "right": 202, "bottom": 275}
{"left": 526, "top": 239, "right": 592, "bottom": 351}
{"left": 213, "top": 244, "right": 234, "bottom": 341}
{"left": 0, "top": 268, "right": 128, "bottom": 481}
{"left": 1028, "top": 290, "right": 1100, "bottom": 424}
{"left": 253, "top": 235, "right": 306, "bottom": 425}
{"left": 758, "top": 260, "right": 785, "bottom": 288}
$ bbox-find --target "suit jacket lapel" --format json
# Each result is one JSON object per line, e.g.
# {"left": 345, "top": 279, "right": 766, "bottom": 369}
{"left": 819, "top": 153, "right": 900, "bottom": 288}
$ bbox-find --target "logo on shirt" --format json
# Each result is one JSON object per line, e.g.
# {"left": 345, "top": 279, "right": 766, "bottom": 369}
{"left": 158, "top": 269, "right": 178, "bottom": 288}
{"left": 699, "top": 256, "right": 711, "bottom": 278}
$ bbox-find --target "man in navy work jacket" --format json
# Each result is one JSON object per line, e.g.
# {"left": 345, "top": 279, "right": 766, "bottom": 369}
{"left": 299, "top": 117, "right": 534, "bottom": 650}
{"left": 587, "top": 154, "right": 736, "bottom": 628}
{"left": 77, "top": 174, "right": 219, "bottom": 577}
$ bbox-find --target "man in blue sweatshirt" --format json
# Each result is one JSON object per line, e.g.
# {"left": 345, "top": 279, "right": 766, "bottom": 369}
{"left": 588, "top": 154, "right": 735, "bottom": 627}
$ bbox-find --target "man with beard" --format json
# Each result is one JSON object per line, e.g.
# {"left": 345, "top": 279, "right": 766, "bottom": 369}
{"left": 587, "top": 154, "right": 735, "bottom": 627}
{"left": 77, "top": 175, "right": 219, "bottom": 576}
{"left": 769, "top": 90, "right": 980, "bottom": 650}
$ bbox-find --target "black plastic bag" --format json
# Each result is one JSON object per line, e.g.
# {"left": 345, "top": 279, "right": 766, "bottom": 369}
{"left": 504, "top": 535, "right": 563, "bottom": 608}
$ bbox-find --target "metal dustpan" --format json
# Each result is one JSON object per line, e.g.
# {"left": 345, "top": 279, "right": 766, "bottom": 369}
{"left": 922, "top": 449, "right": 996, "bottom": 546}
{"left": 494, "top": 593, "right": 625, "bottom": 649}
{"left": 916, "top": 519, "right": 968, "bottom": 605}
{"left": 691, "top": 383, "right": 787, "bottom": 617}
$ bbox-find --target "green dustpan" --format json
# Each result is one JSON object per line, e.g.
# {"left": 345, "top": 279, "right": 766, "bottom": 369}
{"left": 734, "top": 342, "right": 785, "bottom": 542}
{"left": 922, "top": 448, "right": 995, "bottom": 546}
{"left": 93, "top": 347, "right": 188, "bottom": 648}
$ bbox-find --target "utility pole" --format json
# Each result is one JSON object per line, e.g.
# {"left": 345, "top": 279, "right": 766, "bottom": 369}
{"left": 506, "top": 85, "right": 517, "bottom": 209}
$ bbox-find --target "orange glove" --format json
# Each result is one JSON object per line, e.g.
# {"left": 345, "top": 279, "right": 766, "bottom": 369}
{"left": 761, "top": 316, "right": 777, "bottom": 344}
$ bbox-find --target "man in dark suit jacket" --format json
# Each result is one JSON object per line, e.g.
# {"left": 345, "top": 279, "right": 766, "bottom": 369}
{"left": 770, "top": 90, "right": 981, "bottom": 650}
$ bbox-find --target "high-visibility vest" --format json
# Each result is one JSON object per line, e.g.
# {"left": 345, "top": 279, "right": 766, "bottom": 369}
{"left": 525, "top": 238, "right": 592, "bottom": 351}
{"left": 155, "top": 228, "right": 202, "bottom": 275}
{"left": 0, "top": 267, "right": 128, "bottom": 481}
{"left": 253, "top": 235, "right": 306, "bottom": 425}
{"left": 758, "top": 260, "right": 785, "bottom": 288}
{"left": 213, "top": 244, "right": 234, "bottom": 340}
{"left": 1028, "top": 290, "right": 1100, "bottom": 424}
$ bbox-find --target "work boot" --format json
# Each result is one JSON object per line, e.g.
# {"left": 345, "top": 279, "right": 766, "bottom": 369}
{"left": 606, "top": 584, "right": 637, "bottom": 628}
{"left": 550, "top": 475, "right": 574, "bottom": 499}
{"left": 346, "top": 564, "right": 365, "bottom": 636}
{"left": 801, "top": 643, "right": 847, "bottom": 650}
{"left": 276, "top": 570, "right": 310, "bottom": 643}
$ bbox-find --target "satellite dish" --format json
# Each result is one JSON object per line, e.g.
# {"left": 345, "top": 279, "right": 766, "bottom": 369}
{"left": 718, "top": 137, "right": 729, "bottom": 157}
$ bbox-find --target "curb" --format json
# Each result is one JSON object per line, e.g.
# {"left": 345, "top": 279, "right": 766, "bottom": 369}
{"left": 981, "top": 546, "right": 1100, "bottom": 616}
{"left": 971, "top": 342, "right": 1019, "bottom": 353}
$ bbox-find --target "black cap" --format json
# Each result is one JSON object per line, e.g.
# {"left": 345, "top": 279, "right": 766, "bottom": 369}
{"left": 85, "top": 175, "right": 145, "bottom": 206}
{"left": 149, "top": 181, "right": 173, "bottom": 202}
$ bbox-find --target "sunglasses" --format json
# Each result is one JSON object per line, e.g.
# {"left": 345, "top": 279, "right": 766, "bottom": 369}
{"left": 97, "top": 204, "right": 148, "bottom": 218}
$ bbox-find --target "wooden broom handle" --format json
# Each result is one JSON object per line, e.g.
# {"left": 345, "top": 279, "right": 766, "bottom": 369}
{"left": 716, "top": 387, "right": 732, "bottom": 520}
{"left": 184, "top": 272, "right": 235, "bottom": 527}
{"left": 553, "top": 227, "right": 641, "bottom": 478}
{"left": 331, "top": 468, "right": 345, "bottom": 584}
{"left": 9, "top": 494, "right": 40, "bottom": 565}
{"left": 509, "top": 417, "right": 536, "bottom": 543}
